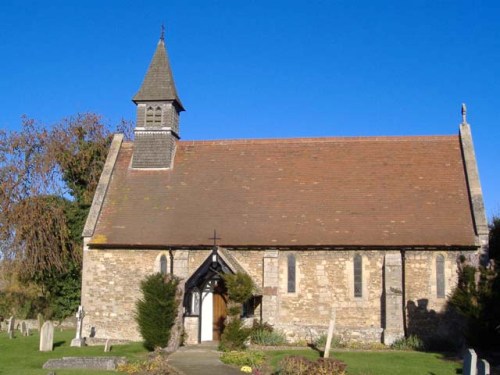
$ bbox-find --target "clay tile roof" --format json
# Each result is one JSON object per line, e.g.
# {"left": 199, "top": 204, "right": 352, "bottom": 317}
{"left": 90, "top": 136, "right": 477, "bottom": 248}
{"left": 132, "top": 39, "right": 184, "bottom": 109}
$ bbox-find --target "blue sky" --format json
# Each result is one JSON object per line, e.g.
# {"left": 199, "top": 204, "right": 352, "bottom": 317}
{"left": 1, "top": 1, "right": 499, "bottom": 219}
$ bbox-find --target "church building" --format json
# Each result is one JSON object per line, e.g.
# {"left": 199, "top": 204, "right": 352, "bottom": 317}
{"left": 80, "top": 34, "right": 488, "bottom": 345}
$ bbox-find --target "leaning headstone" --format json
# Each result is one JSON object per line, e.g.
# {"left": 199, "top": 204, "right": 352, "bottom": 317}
{"left": 7, "top": 316, "right": 15, "bottom": 334}
{"left": 463, "top": 348, "right": 477, "bottom": 375}
{"left": 478, "top": 359, "right": 490, "bottom": 375}
{"left": 70, "top": 306, "right": 86, "bottom": 347}
{"left": 40, "top": 321, "right": 54, "bottom": 352}
{"left": 104, "top": 339, "right": 111, "bottom": 352}
{"left": 21, "top": 321, "right": 27, "bottom": 336}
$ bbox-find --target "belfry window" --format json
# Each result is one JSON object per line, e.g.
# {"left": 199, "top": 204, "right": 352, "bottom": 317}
{"left": 145, "top": 106, "right": 162, "bottom": 126}
{"left": 436, "top": 255, "right": 445, "bottom": 298}
{"left": 354, "top": 254, "right": 362, "bottom": 298}
{"left": 146, "top": 106, "right": 154, "bottom": 125}
{"left": 154, "top": 106, "right": 162, "bottom": 125}
{"left": 287, "top": 254, "right": 296, "bottom": 293}
{"left": 160, "top": 255, "right": 167, "bottom": 275}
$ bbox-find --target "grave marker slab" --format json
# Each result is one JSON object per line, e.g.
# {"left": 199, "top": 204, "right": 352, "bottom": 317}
{"left": 7, "top": 316, "right": 15, "bottom": 334}
{"left": 21, "top": 321, "right": 27, "bottom": 336}
{"left": 464, "top": 348, "right": 477, "bottom": 375}
{"left": 478, "top": 359, "right": 490, "bottom": 375}
{"left": 40, "top": 321, "right": 54, "bottom": 352}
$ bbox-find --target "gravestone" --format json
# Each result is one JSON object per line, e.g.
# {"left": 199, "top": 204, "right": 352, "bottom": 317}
{"left": 7, "top": 316, "right": 15, "bottom": 334}
{"left": 104, "top": 339, "right": 111, "bottom": 352}
{"left": 27, "top": 327, "right": 31, "bottom": 336}
{"left": 21, "top": 321, "right": 27, "bottom": 336}
{"left": 478, "top": 359, "right": 490, "bottom": 375}
{"left": 8, "top": 330, "right": 14, "bottom": 339}
{"left": 40, "top": 321, "right": 54, "bottom": 352}
{"left": 464, "top": 348, "right": 477, "bottom": 375}
{"left": 71, "top": 305, "right": 86, "bottom": 347}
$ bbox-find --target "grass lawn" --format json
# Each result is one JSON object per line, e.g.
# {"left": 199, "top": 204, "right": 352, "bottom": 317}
{"left": 265, "top": 348, "right": 462, "bottom": 375}
{"left": 0, "top": 329, "right": 148, "bottom": 375}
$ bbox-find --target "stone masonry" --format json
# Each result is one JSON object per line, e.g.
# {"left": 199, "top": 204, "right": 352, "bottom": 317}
{"left": 81, "top": 246, "right": 469, "bottom": 343}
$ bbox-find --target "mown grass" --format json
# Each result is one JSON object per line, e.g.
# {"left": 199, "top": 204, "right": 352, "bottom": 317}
{"left": 0, "top": 329, "right": 147, "bottom": 375}
{"left": 265, "top": 348, "right": 462, "bottom": 375}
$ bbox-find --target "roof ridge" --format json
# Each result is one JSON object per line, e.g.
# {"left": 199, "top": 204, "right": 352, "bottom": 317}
{"left": 176, "top": 134, "right": 458, "bottom": 146}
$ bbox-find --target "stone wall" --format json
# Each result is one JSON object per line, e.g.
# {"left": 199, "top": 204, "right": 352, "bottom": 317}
{"left": 81, "top": 246, "right": 473, "bottom": 343}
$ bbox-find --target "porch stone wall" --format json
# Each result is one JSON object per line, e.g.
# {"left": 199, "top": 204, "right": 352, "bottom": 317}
{"left": 183, "top": 317, "right": 199, "bottom": 345}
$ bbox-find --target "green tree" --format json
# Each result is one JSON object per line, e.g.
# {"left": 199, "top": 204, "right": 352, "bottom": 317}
{"left": 447, "top": 217, "right": 500, "bottom": 348}
{"left": 0, "top": 113, "right": 133, "bottom": 319}
{"left": 135, "top": 273, "right": 179, "bottom": 351}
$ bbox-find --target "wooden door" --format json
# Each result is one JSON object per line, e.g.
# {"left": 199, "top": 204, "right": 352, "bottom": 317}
{"left": 212, "top": 293, "right": 227, "bottom": 341}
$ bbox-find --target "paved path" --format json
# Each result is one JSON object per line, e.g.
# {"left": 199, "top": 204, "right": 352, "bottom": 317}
{"left": 168, "top": 342, "right": 242, "bottom": 375}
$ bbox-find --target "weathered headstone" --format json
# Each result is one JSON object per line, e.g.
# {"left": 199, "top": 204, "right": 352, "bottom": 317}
{"left": 463, "top": 348, "right": 477, "bottom": 375}
{"left": 27, "top": 327, "right": 31, "bottom": 336}
{"left": 21, "top": 321, "right": 27, "bottom": 336}
{"left": 8, "top": 330, "right": 14, "bottom": 339}
{"left": 40, "top": 321, "right": 54, "bottom": 352}
{"left": 104, "top": 339, "right": 111, "bottom": 352}
{"left": 7, "top": 316, "right": 15, "bottom": 334}
{"left": 71, "top": 305, "right": 86, "bottom": 347}
{"left": 478, "top": 359, "right": 490, "bottom": 375}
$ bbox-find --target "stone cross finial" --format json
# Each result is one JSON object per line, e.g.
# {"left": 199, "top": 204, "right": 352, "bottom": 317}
{"left": 160, "top": 24, "right": 165, "bottom": 41}
{"left": 462, "top": 103, "right": 467, "bottom": 124}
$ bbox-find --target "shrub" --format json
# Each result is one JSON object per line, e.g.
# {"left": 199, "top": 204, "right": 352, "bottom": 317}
{"left": 251, "top": 328, "right": 287, "bottom": 346}
{"left": 252, "top": 319, "right": 274, "bottom": 332}
{"left": 278, "top": 355, "right": 347, "bottom": 375}
{"left": 135, "top": 273, "right": 179, "bottom": 351}
{"left": 220, "top": 350, "right": 266, "bottom": 367}
{"left": 223, "top": 273, "right": 254, "bottom": 304}
{"left": 117, "top": 349, "right": 178, "bottom": 374}
{"left": 220, "top": 318, "right": 252, "bottom": 351}
{"left": 390, "top": 335, "right": 424, "bottom": 351}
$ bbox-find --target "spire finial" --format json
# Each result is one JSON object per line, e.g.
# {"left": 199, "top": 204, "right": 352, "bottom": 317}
{"left": 160, "top": 23, "right": 165, "bottom": 41}
{"left": 461, "top": 103, "right": 467, "bottom": 124}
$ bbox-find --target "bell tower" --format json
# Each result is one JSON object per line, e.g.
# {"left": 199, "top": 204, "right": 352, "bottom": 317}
{"left": 132, "top": 28, "right": 184, "bottom": 169}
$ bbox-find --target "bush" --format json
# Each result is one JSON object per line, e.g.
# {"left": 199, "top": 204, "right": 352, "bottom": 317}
{"left": 220, "top": 350, "right": 266, "bottom": 367}
{"left": 390, "top": 335, "right": 424, "bottom": 351}
{"left": 251, "top": 329, "right": 287, "bottom": 346}
{"left": 135, "top": 273, "right": 179, "bottom": 351}
{"left": 220, "top": 318, "right": 252, "bottom": 351}
{"left": 117, "top": 349, "right": 179, "bottom": 374}
{"left": 252, "top": 319, "right": 274, "bottom": 332}
{"left": 278, "top": 355, "right": 347, "bottom": 375}
{"left": 223, "top": 273, "right": 254, "bottom": 304}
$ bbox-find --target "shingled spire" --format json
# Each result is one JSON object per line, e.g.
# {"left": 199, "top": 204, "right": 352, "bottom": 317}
{"left": 132, "top": 30, "right": 184, "bottom": 169}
